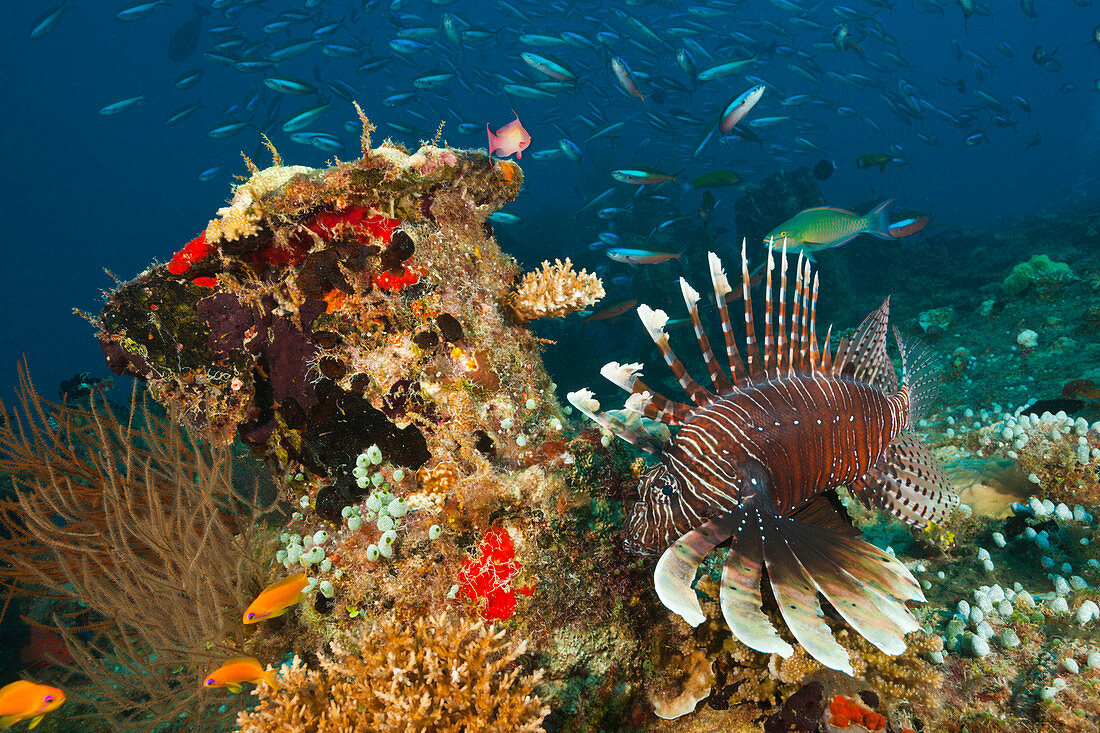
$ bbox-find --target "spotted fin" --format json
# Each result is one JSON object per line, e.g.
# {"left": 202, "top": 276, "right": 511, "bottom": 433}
{"left": 875, "top": 432, "right": 959, "bottom": 527}
{"left": 760, "top": 514, "right": 854, "bottom": 674}
{"left": 832, "top": 297, "right": 897, "bottom": 393}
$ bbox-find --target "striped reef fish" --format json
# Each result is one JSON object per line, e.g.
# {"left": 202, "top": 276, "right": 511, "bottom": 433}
{"left": 568, "top": 243, "right": 958, "bottom": 674}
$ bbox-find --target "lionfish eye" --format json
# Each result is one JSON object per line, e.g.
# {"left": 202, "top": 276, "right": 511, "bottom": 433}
{"left": 661, "top": 484, "right": 676, "bottom": 497}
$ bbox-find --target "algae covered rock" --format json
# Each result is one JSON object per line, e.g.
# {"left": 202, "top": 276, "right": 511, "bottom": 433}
{"left": 1002, "top": 254, "right": 1074, "bottom": 297}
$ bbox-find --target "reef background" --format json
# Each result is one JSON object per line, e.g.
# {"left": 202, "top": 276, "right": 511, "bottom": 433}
{"left": 1, "top": 132, "right": 1099, "bottom": 733}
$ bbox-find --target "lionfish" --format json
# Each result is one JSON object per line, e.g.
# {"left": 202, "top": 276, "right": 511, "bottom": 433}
{"left": 568, "top": 243, "right": 958, "bottom": 674}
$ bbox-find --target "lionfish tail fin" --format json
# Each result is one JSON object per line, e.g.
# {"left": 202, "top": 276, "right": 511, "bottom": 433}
{"left": 873, "top": 432, "right": 960, "bottom": 528}
{"left": 566, "top": 389, "right": 663, "bottom": 454}
{"left": 894, "top": 327, "right": 941, "bottom": 422}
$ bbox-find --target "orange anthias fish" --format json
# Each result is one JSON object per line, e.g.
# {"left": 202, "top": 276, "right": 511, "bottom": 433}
{"left": 203, "top": 657, "right": 279, "bottom": 694}
{"left": 487, "top": 113, "right": 531, "bottom": 159}
{"left": 243, "top": 571, "right": 309, "bottom": 624}
{"left": 0, "top": 680, "right": 65, "bottom": 729}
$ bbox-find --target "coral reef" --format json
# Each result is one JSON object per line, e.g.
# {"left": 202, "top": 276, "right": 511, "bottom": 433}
{"left": 0, "top": 370, "right": 276, "bottom": 729}
{"left": 508, "top": 258, "right": 605, "bottom": 323}
{"left": 236, "top": 612, "right": 548, "bottom": 733}
{"left": 25, "top": 113, "right": 1099, "bottom": 732}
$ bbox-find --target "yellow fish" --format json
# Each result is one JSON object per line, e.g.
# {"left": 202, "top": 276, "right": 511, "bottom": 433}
{"left": 0, "top": 680, "right": 65, "bottom": 729}
{"left": 243, "top": 571, "right": 309, "bottom": 624}
{"left": 202, "top": 657, "right": 279, "bottom": 694}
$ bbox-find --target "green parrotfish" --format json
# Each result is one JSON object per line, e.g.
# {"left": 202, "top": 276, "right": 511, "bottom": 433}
{"left": 764, "top": 200, "right": 897, "bottom": 257}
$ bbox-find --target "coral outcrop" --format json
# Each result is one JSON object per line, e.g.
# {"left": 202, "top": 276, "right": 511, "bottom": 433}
{"left": 236, "top": 613, "right": 548, "bottom": 732}
{"left": 508, "top": 258, "right": 605, "bottom": 322}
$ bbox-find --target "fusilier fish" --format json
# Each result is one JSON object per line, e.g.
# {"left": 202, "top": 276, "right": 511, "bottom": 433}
{"left": 719, "top": 84, "right": 766, "bottom": 133}
{"left": 98, "top": 93, "right": 147, "bottom": 115}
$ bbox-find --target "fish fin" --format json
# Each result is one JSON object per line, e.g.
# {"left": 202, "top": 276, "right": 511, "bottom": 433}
{"left": 263, "top": 669, "right": 281, "bottom": 691}
{"left": 226, "top": 682, "right": 243, "bottom": 694}
{"left": 877, "top": 432, "right": 960, "bottom": 528}
{"left": 760, "top": 511, "right": 854, "bottom": 674}
{"left": 781, "top": 517, "right": 918, "bottom": 656}
{"left": 654, "top": 515, "right": 734, "bottom": 627}
{"left": 736, "top": 461, "right": 922, "bottom": 672}
{"left": 786, "top": 490, "right": 859, "bottom": 538}
{"left": 865, "top": 198, "right": 896, "bottom": 239}
{"left": 707, "top": 252, "right": 749, "bottom": 387}
{"left": 740, "top": 239, "right": 763, "bottom": 380}
{"left": 719, "top": 506, "right": 795, "bottom": 658}
{"left": 895, "top": 327, "right": 940, "bottom": 422}
{"left": 567, "top": 388, "right": 664, "bottom": 454}
{"left": 28, "top": 715, "right": 45, "bottom": 730}
{"left": 832, "top": 297, "right": 897, "bottom": 392}
{"left": 637, "top": 304, "right": 714, "bottom": 406}
{"left": 679, "top": 277, "right": 732, "bottom": 394}
{"left": 0, "top": 715, "right": 18, "bottom": 729}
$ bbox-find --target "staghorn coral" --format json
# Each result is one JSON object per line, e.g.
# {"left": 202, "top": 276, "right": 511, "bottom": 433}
{"left": 235, "top": 612, "right": 549, "bottom": 732}
{"left": 509, "top": 258, "right": 605, "bottom": 322}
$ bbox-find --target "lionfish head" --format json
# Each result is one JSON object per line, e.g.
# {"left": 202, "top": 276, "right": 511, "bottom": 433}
{"left": 623, "top": 463, "right": 693, "bottom": 556}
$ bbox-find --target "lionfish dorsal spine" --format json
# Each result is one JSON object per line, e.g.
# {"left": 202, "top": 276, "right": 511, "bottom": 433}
{"left": 740, "top": 239, "right": 762, "bottom": 380}
{"left": 774, "top": 243, "right": 789, "bottom": 377}
{"left": 679, "top": 277, "right": 732, "bottom": 395}
{"left": 637, "top": 304, "right": 713, "bottom": 406}
{"left": 707, "top": 251, "right": 748, "bottom": 387}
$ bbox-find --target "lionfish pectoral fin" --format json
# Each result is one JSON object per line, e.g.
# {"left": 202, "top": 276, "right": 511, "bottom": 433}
{"left": 719, "top": 505, "right": 795, "bottom": 658}
{"left": 781, "top": 518, "right": 915, "bottom": 656}
{"left": 787, "top": 490, "right": 859, "bottom": 538}
{"left": 653, "top": 515, "right": 733, "bottom": 627}
{"left": 759, "top": 513, "right": 854, "bottom": 674}
{"left": 877, "top": 432, "right": 960, "bottom": 528}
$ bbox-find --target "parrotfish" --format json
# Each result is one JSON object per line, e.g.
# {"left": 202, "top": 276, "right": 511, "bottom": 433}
{"left": 764, "top": 200, "right": 898, "bottom": 257}
{"left": 0, "top": 680, "right": 65, "bottom": 729}
{"left": 243, "top": 571, "right": 309, "bottom": 623}
{"left": 203, "top": 657, "right": 279, "bottom": 693}
{"left": 569, "top": 244, "right": 958, "bottom": 674}
{"left": 487, "top": 114, "right": 532, "bottom": 159}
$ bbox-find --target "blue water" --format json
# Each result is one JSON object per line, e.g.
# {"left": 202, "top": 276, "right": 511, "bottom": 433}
{"left": 3, "top": 0, "right": 1098, "bottom": 397}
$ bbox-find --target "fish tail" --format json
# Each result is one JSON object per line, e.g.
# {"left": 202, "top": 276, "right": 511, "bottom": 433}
{"left": 865, "top": 198, "right": 896, "bottom": 239}
{"left": 263, "top": 668, "right": 281, "bottom": 691}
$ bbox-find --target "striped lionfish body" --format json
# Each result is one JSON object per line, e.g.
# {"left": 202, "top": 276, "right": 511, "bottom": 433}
{"left": 568, "top": 243, "right": 958, "bottom": 674}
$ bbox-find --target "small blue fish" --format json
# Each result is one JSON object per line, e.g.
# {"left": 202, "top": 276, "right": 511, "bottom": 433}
{"left": 99, "top": 93, "right": 147, "bottom": 116}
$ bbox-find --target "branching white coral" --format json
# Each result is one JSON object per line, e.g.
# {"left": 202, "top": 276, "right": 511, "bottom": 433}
{"left": 510, "top": 258, "right": 604, "bottom": 322}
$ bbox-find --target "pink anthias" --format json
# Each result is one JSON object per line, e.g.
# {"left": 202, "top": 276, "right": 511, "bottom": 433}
{"left": 487, "top": 113, "right": 531, "bottom": 159}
